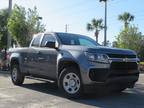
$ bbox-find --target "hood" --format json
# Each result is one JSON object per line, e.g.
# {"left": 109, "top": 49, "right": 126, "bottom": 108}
{"left": 88, "top": 46, "right": 136, "bottom": 55}
{"left": 60, "top": 45, "right": 136, "bottom": 56}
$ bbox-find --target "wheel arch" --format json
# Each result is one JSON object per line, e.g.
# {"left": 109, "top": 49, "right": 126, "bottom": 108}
{"left": 57, "top": 59, "right": 81, "bottom": 78}
{"left": 10, "top": 58, "right": 20, "bottom": 68}
{"left": 10, "top": 52, "right": 22, "bottom": 68}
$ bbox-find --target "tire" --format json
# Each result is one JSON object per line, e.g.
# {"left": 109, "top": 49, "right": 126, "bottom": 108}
{"left": 59, "top": 66, "right": 83, "bottom": 98}
{"left": 11, "top": 64, "right": 25, "bottom": 85}
{"left": 113, "top": 87, "right": 126, "bottom": 93}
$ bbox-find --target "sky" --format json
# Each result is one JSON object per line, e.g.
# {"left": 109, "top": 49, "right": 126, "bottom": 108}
{"left": 0, "top": 0, "right": 144, "bottom": 44}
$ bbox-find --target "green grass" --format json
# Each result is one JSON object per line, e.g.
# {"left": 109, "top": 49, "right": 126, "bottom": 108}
{"left": 140, "top": 62, "right": 144, "bottom": 65}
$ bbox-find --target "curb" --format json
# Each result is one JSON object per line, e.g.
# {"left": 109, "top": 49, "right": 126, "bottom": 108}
{"left": 0, "top": 70, "right": 10, "bottom": 74}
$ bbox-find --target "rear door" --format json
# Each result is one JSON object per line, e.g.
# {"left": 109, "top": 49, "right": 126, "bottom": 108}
{"left": 27, "top": 34, "right": 43, "bottom": 75}
{"left": 36, "top": 34, "right": 58, "bottom": 79}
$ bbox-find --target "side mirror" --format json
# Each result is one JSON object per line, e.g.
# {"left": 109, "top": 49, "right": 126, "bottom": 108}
{"left": 45, "top": 41, "right": 56, "bottom": 48}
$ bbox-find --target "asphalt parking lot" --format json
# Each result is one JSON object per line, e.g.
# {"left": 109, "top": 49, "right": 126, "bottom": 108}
{"left": 0, "top": 72, "right": 144, "bottom": 108}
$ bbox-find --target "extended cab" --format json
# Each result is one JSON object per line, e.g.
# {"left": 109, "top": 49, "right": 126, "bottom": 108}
{"left": 9, "top": 32, "right": 139, "bottom": 98}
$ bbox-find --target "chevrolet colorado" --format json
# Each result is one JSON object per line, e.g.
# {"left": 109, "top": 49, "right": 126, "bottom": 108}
{"left": 9, "top": 32, "right": 139, "bottom": 98}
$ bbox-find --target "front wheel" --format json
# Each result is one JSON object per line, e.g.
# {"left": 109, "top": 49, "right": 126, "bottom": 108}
{"left": 11, "top": 64, "right": 25, "bottom": 86}
{"left": 114, "top": 87, "right": 127, "bottom": 93}
{"left": 59, "top": 67, "right": 83, "bottom": 98}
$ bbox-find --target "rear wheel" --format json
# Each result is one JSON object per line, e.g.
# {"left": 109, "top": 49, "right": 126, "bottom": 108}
{"left": 11, "top": 64, "right": 25, "bottom": 85}
{"left": 59, "top": 66, "right": 83, "bottom": 98}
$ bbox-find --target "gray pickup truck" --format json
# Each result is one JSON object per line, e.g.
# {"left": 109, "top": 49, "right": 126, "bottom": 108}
{"left": 9, "top": 32, "right": 139, "bottom": 98}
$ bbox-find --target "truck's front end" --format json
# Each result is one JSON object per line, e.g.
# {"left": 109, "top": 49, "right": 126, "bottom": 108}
{"left": 80, "top": 47, "right": 139, "bottom": 92}
{"left": 56, "top": 32, "right": 139, "bottom": 94}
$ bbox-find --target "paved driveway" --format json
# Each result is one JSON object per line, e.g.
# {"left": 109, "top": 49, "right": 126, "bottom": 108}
{"left": 0, "top": 73, "right": 144, "bottom": 108}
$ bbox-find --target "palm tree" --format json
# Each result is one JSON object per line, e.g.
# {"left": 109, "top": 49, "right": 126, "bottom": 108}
{"left": 86, "top": 18, "right": 104, "bottom": 42}
{"left": 118, "top": 12, "right": 134, "bottom": 28}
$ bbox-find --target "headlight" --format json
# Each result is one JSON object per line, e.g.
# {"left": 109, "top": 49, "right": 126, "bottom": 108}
{"left": 85, "top": 52, "right": 109, "bottom": 63}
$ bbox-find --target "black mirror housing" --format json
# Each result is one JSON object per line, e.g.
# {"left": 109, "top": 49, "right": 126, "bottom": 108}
{"left": 45, "top": 41, "right": 56, "bottom": 48}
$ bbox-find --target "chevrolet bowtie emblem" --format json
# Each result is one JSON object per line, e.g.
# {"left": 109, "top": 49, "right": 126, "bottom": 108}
{"left": 123, "top": 58, "right": 128, "bottom": 62}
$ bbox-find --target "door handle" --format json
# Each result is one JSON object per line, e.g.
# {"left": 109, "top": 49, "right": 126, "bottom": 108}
{"left": 37, "top": 51, "right": 42, "bottom": 54}
{"left": 24, "top": 57, "right": 28, "bottom": 62}
{"left": 38, "top": 57, "right": 45, "bottom": 60}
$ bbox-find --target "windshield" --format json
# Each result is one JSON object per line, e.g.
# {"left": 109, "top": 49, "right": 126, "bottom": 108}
{"left": 56, "top": 33, "right": 100, "bottom": 47}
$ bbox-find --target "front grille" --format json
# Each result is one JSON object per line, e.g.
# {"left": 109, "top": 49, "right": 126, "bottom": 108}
{"left": 107, "top": 54, "right": 136, "bottom": 58}
{"left": 110, "top": 62, "right": 138, "bottom": 70}
{"left": 89, "top": 69, "right": 109, "bottom": 82}
{"left": 109, "top": 71, "right": 139, "bottom": 78}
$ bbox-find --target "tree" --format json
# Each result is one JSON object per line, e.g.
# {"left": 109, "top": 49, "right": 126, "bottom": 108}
{"left": 0, "top": 9, "right": 9, "bottom": 49}
{"left": 8, "top": 5, "right": 45, "bottom": 47}
{"left": 102, "top": 40, "right": 111, "bottom": 47}
{"left": 116, "top": 25, "right": 144, "bottom": 57}
{"left": 112, "top": 41, "right": 118, "bottom": 47}
{"left": 27, "top": 7, "right": 45, "bottom": 38}
{"left": 86, "top": 18, "right": 104, "bottom": 43}
{"left": 8, "top": 5, "right": 28, "bottom": 46}
{"left": 118, "top": 12, "right": 134, "bottom": 29}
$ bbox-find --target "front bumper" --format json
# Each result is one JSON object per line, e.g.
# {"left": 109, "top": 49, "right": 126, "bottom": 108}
{"left": 89, "top": 68, "right": 139, "bottom": 82}
{"left": 83, "top": 69, "right": 139, "bottom": 92}
{"left": 84, "top": 80, "right": 137, "bottom": 93}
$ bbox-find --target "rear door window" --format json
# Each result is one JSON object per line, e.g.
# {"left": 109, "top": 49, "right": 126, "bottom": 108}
{"left": 31, "top": 34, "right": 42, "bottom": 47}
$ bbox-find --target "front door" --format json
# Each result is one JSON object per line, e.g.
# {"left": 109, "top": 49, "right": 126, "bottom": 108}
{"left": 36, "top": 34, "right": 58, "bottom": 79}
{"left": 36, "top": 48, "right": 57, "bottom": 79}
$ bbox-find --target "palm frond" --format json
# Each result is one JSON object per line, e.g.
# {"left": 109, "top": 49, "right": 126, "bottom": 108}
{"left": 118, "top": 12, "right": 135, "bottom": 28}
{"left": 86, "top": 23, "right": 93, "bottom": 31}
